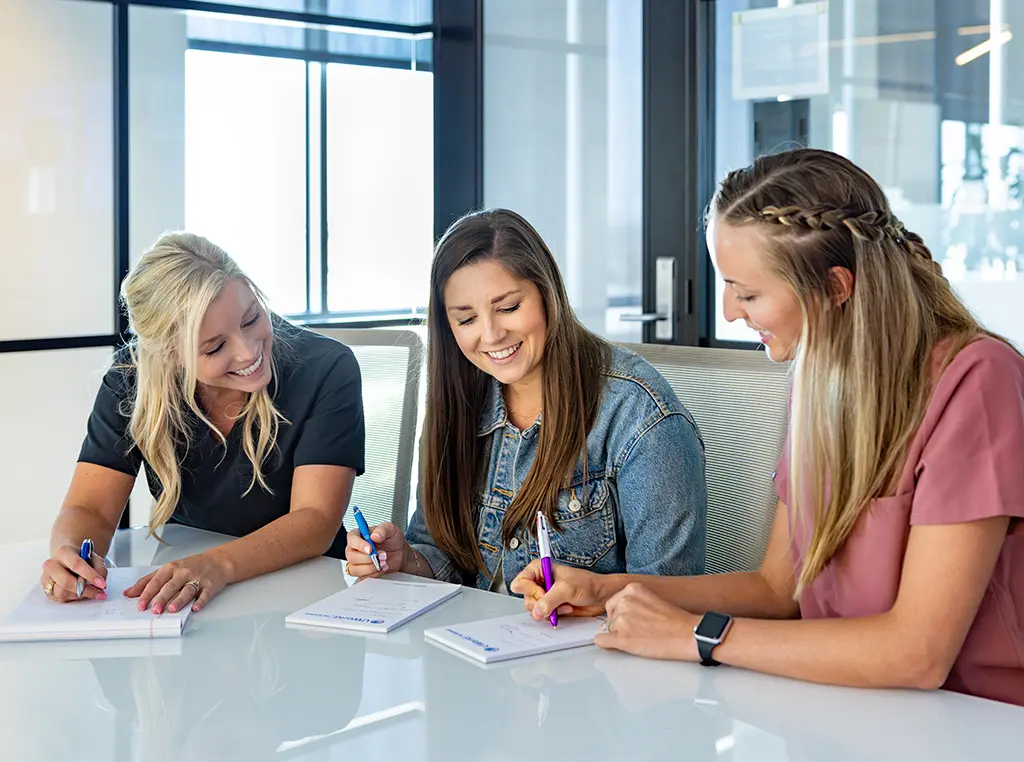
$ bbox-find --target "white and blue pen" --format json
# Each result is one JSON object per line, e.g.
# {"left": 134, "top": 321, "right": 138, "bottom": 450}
{"left": 352, "top": 506, "right": 381, "bottom": 571}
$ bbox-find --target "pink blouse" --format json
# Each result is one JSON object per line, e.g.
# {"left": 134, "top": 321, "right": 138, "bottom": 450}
{"left": 775, "top": 337, "right": 1024, "bottom": 706}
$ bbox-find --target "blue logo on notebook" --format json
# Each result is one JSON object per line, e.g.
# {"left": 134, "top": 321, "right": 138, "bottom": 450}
{"left": 307, "top": 612, "right": 385, "bottom": 625}
{"left": 445, "top": 627, "right": 499, "bottom": 652}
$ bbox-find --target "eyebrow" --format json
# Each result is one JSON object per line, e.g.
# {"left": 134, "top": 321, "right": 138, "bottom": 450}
{"left": 200, "top": 299, "right": 259, "bottom": 348}
{"left": 723, "top": 278, "right": 750, "bottom": 288}
{"left": 446, "top": 289, "right": 523, "bottom": 313}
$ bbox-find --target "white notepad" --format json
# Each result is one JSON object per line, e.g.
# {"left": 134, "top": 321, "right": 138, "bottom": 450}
{"left": 0, "top": 567, "right": 193, "bottom": 643}
{"left": 424, "top": 612, "right": 604, "bottom": 664}
{"left": 285, "top": 577, "right": 462, "bottom": 634}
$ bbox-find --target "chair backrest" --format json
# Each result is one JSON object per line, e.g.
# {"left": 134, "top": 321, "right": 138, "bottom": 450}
{"left": 622, "top": 344, "right": 790, "bottom": 573}
{"left": 314, "top": 328, "right": 424, "bottom": 532}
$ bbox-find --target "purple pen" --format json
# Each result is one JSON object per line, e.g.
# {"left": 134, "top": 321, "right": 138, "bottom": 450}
{"left": 536, "top": 512, "right": 558, "bottom": 628}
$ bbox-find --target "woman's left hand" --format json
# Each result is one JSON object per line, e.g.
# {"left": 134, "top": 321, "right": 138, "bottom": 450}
{"left": 595, "top": 583, "right": 700, "bottom": 661}
{"left": 124, "top": 553, "right": 229, "bottom": 614}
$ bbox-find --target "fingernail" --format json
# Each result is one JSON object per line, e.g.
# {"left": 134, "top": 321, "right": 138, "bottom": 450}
{"left": 378, "top": 550, "right": 388, "bottom": 562}
{"left": 96, "top": 593, "right": 107, "bottom": 601}
{"left": 138, "top": 602, "right": 146, "bottom": 610}
{"left": 94, "top": 578, "right": 106, "bottom": 589}
{"left": 153, "top": 606, "right": 162, "bottom": 615}
{"left": 381, "top": 562, "right": 390, "bottom": 572}
{"left": 365, "top": 545, "right": 372, "bottom": 554}
{"left": 168, "top": 605, "right": 177, "bottom": 613}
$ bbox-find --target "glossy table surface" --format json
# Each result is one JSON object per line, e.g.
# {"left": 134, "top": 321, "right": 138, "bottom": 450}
{"left": 0, "top": 525, "right": 1020, "bottom": 762}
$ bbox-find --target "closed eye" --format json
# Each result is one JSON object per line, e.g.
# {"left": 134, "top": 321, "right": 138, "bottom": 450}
{"left": 498, "top": 302, "right": 521, "bottom": 314}
{"left": 736, "top": 295, "right": 756, "bottom": 303}
{"left": 457, "top": 315, "right": 476, "bottom": 326}
{"left": 205, "top": 343, "right": 225, "bottom": 357}
{"left": 243, "top": 313, "right": 260, "bottom": 328}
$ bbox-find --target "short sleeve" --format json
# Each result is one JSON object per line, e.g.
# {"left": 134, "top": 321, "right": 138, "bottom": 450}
{"left": 293, "top": 349, "right": 366, "bottom": 474}
{"left": 78, "top": 357, "right": 143, "bottom": 477}
{"left": 911, "top": 345, "right": 1024, "bottom": 525}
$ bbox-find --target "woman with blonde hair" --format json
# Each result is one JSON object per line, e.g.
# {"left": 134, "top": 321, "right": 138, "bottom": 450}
{"left": 41, "top": 232, "right": 364, "bottom": 614}
{"left": 346, "top": 208, "right": 706, "bottom": 589}
{"left": 513, "top": 149, "right": 1024, "bottom": 706}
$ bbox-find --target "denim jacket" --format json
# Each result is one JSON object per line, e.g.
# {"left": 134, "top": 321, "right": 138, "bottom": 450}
{"left": 406, "top": 345, "right": 707, "bottom": 591}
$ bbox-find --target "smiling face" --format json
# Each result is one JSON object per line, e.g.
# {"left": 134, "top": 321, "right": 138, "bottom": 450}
{"left": 443, "top": 258, "right": 548, "bottom": 386}
{"left": 708, "top": 217, "right": 804, "bottom": 362}
{"left": 195, "top": 278, "right": 274, "bottom": 394}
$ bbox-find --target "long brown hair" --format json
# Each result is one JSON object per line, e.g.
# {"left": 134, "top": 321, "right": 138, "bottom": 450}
{"left": 709, "top": 148, "right": 1012, "bottom": 593}
{"left": 422, "top": 209, "right": 611, "bottom": 577}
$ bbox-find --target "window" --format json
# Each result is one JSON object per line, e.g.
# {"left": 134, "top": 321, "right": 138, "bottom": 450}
{"left": 711, "top": 0, "right": 1024, "bottom": 350}
{"left": 131, "top": 4, "right": 434, "bottom": 320}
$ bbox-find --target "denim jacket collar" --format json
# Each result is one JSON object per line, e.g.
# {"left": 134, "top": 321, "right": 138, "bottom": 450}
{"left": 477, "top": 380, "right": 506, "bottom": 437}
{"left": 477, "top": 380, "right": 544, "bottom": 436}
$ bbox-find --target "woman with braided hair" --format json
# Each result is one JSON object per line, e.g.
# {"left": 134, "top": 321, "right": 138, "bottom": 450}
{"left": 512, "top": 148, "right": 1024, "bottom": 705}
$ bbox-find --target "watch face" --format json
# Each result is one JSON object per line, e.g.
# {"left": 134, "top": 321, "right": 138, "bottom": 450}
{"left": 695, "top": 611, "right": 731, "bottom": 640}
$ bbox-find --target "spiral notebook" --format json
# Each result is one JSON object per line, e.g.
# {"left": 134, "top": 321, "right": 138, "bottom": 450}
{"left": 424, "top": 612, "right": 604, "bottom": 664}
{"left": 0, "top": 567, "right": 193, "bottom": 643}
{"left": 285, "top": 577, "right": 462, "bottom": 634}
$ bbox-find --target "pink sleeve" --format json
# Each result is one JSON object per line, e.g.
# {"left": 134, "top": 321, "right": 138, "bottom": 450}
{"left": 911, "top": 346, "right": 1024, "bottom": 525}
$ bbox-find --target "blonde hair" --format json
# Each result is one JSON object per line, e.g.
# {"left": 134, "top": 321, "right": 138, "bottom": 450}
{"left": 120, "top": 232, "right": 287, "bottom": 536}
{"left": 709, "top": 149, "right": 1011, "bottom": 593}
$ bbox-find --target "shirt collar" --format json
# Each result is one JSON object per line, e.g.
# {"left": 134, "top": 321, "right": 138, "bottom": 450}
{"left": 476, "top": 379, "right": 543, "bottom": 437}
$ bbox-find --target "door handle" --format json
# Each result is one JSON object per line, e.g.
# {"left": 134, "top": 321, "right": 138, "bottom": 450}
{"left": 618, "top": 257, "right": 675, "bottom": 340}
{"left": 619, "top": 313, "right": 666, "bottom": 322}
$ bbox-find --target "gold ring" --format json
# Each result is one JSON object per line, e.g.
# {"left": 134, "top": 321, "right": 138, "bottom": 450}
{"left": 185, "top": 579, "right": 201, "bottom": 597}
{"left": 344, "top": 562, "right": 351, "bottom": 576}
{"left": 44, "top": 579, "right": 56, "bottom": 597}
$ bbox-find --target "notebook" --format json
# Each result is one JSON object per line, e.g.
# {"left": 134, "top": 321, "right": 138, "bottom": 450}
{"left": 0, "top": 567, "right": 193, "bottom": 643}
{"left": 285, "top": 577, "right": 462, "bottom": 634}
{"left": 424, "top": 612, "right": 604, "bottom": 664}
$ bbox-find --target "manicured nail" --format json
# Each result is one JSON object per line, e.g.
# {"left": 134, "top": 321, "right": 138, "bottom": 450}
{"left": 381, "top": 562, "right": 390, "bottom": 572}
{"left": 94, "top": 578, "right": 106, "bottom": 589}
{"left": 167, "top": 605, "right": 177, "bottom": 613}
{"left": 138, "top": 602, "right": 146, "bottom": 610}
{"left": 365, "top": 545, "right": 372, "bottom": 554}
{"left": 378, "top": 550, "right": 388, "bottom": 563}
{"left": 153, "top": 606, "right": 162, "bottom": 615}
{"left": 96, "top": 593, "right": 107, "bottom": 601}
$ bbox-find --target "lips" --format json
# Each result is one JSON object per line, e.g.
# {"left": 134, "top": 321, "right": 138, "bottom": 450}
{"left": 230, "top": 352, "right": 263, "bottom": 377}
{"left": 485, "top": 342, "right": 522, "bottom": 361}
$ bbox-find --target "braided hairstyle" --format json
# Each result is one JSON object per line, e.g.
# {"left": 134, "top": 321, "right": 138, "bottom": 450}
{"left": 709, "top": 148, "right": 988, "bottom": 593}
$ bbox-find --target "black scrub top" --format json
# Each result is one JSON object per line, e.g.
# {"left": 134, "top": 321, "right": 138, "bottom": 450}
{"left": 78, "top": 322, "right": 365, "bottom": 558}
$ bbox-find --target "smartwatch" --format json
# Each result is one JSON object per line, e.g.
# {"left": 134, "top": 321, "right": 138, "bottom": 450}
{"left": 693, "top": 611, "right": 733, "bottom": 666}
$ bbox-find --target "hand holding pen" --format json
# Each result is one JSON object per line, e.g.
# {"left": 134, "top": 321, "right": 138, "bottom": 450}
{"left": 39, "top": 538, "right": 108, "bottom": 603}
{"left": 536, "top": 511, "right": 558, "bottom": 628}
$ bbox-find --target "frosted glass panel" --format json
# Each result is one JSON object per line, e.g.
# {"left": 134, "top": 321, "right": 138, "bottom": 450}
{"left": 0, "top": 347, "right": 115, "bottom": 545}
{"left": 0, "top": 0, "right": 114, "bottom": 340}
{"left": 484, "top": 0, "right": 644, "bottom": 342}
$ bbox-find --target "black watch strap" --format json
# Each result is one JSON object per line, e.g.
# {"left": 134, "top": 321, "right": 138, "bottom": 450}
{"left": 697, "top": 637, "right": 721, "bottom": 667}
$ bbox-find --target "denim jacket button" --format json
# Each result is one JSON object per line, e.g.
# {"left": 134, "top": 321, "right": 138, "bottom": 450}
{"left": 509, "top": 537, "right": 520, "bottom": 550}
{"left": 568, "top": 498, "right": 582, "bottom": 513}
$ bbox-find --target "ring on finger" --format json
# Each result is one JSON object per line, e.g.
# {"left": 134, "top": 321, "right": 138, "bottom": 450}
{"left": 44, "top": 579, "right": 56, "bottom": 598}
{"left": 184, "top": 579, "right": 201, "bottom": 597}
{"left": 601, "top": 616, "right": 616, "bottom": 634}
{"left": 344, "top": 562, "right": 351, "bottom": 576}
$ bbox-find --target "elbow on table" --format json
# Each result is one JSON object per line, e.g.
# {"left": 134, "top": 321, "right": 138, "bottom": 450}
{"left": 899, "top": 647, "right": 956, "bottom": 692}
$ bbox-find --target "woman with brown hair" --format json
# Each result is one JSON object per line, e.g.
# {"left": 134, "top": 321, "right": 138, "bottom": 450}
{"left": 346, "top": 208, "right": 707, "bottom": 590}
{"left": 513, "top": 149, "right": 1024, "bottom": 706}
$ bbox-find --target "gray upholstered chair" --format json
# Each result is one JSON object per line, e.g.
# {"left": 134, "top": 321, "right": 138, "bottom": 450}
{"left": 314, "top": 328, "right": 424, "bottom": 532}
{"left": 622, "top": 344, "right": 790, "bottom": 573}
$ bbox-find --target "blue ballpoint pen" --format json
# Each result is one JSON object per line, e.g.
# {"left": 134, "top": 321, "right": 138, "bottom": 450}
{"left": 76, "top": 538, "right": 94, "bottom": 598}
{"left": 352, "top": 507, "right": 381, "bottom": 571}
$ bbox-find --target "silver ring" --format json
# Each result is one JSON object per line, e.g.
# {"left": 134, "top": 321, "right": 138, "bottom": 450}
{"left": 185, "top": 579, "right": 201, "bottom": 597}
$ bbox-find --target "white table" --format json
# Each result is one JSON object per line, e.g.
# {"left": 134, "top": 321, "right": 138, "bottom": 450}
{"left": 0, "top": 525, "right": 1019, "bottom": 762}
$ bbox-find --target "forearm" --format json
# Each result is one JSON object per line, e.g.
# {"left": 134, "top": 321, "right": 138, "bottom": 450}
{"left": 715, "top": 614, "right": 944, "bottom": 690}
{"left": 203, "top": 507, "right": 339, "bottom": 585}
{"left": 50, "top": 505, "right": 119, "bottom": 557}
{"left": 600, "top": 571, "right": 797, "bottom": 620}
